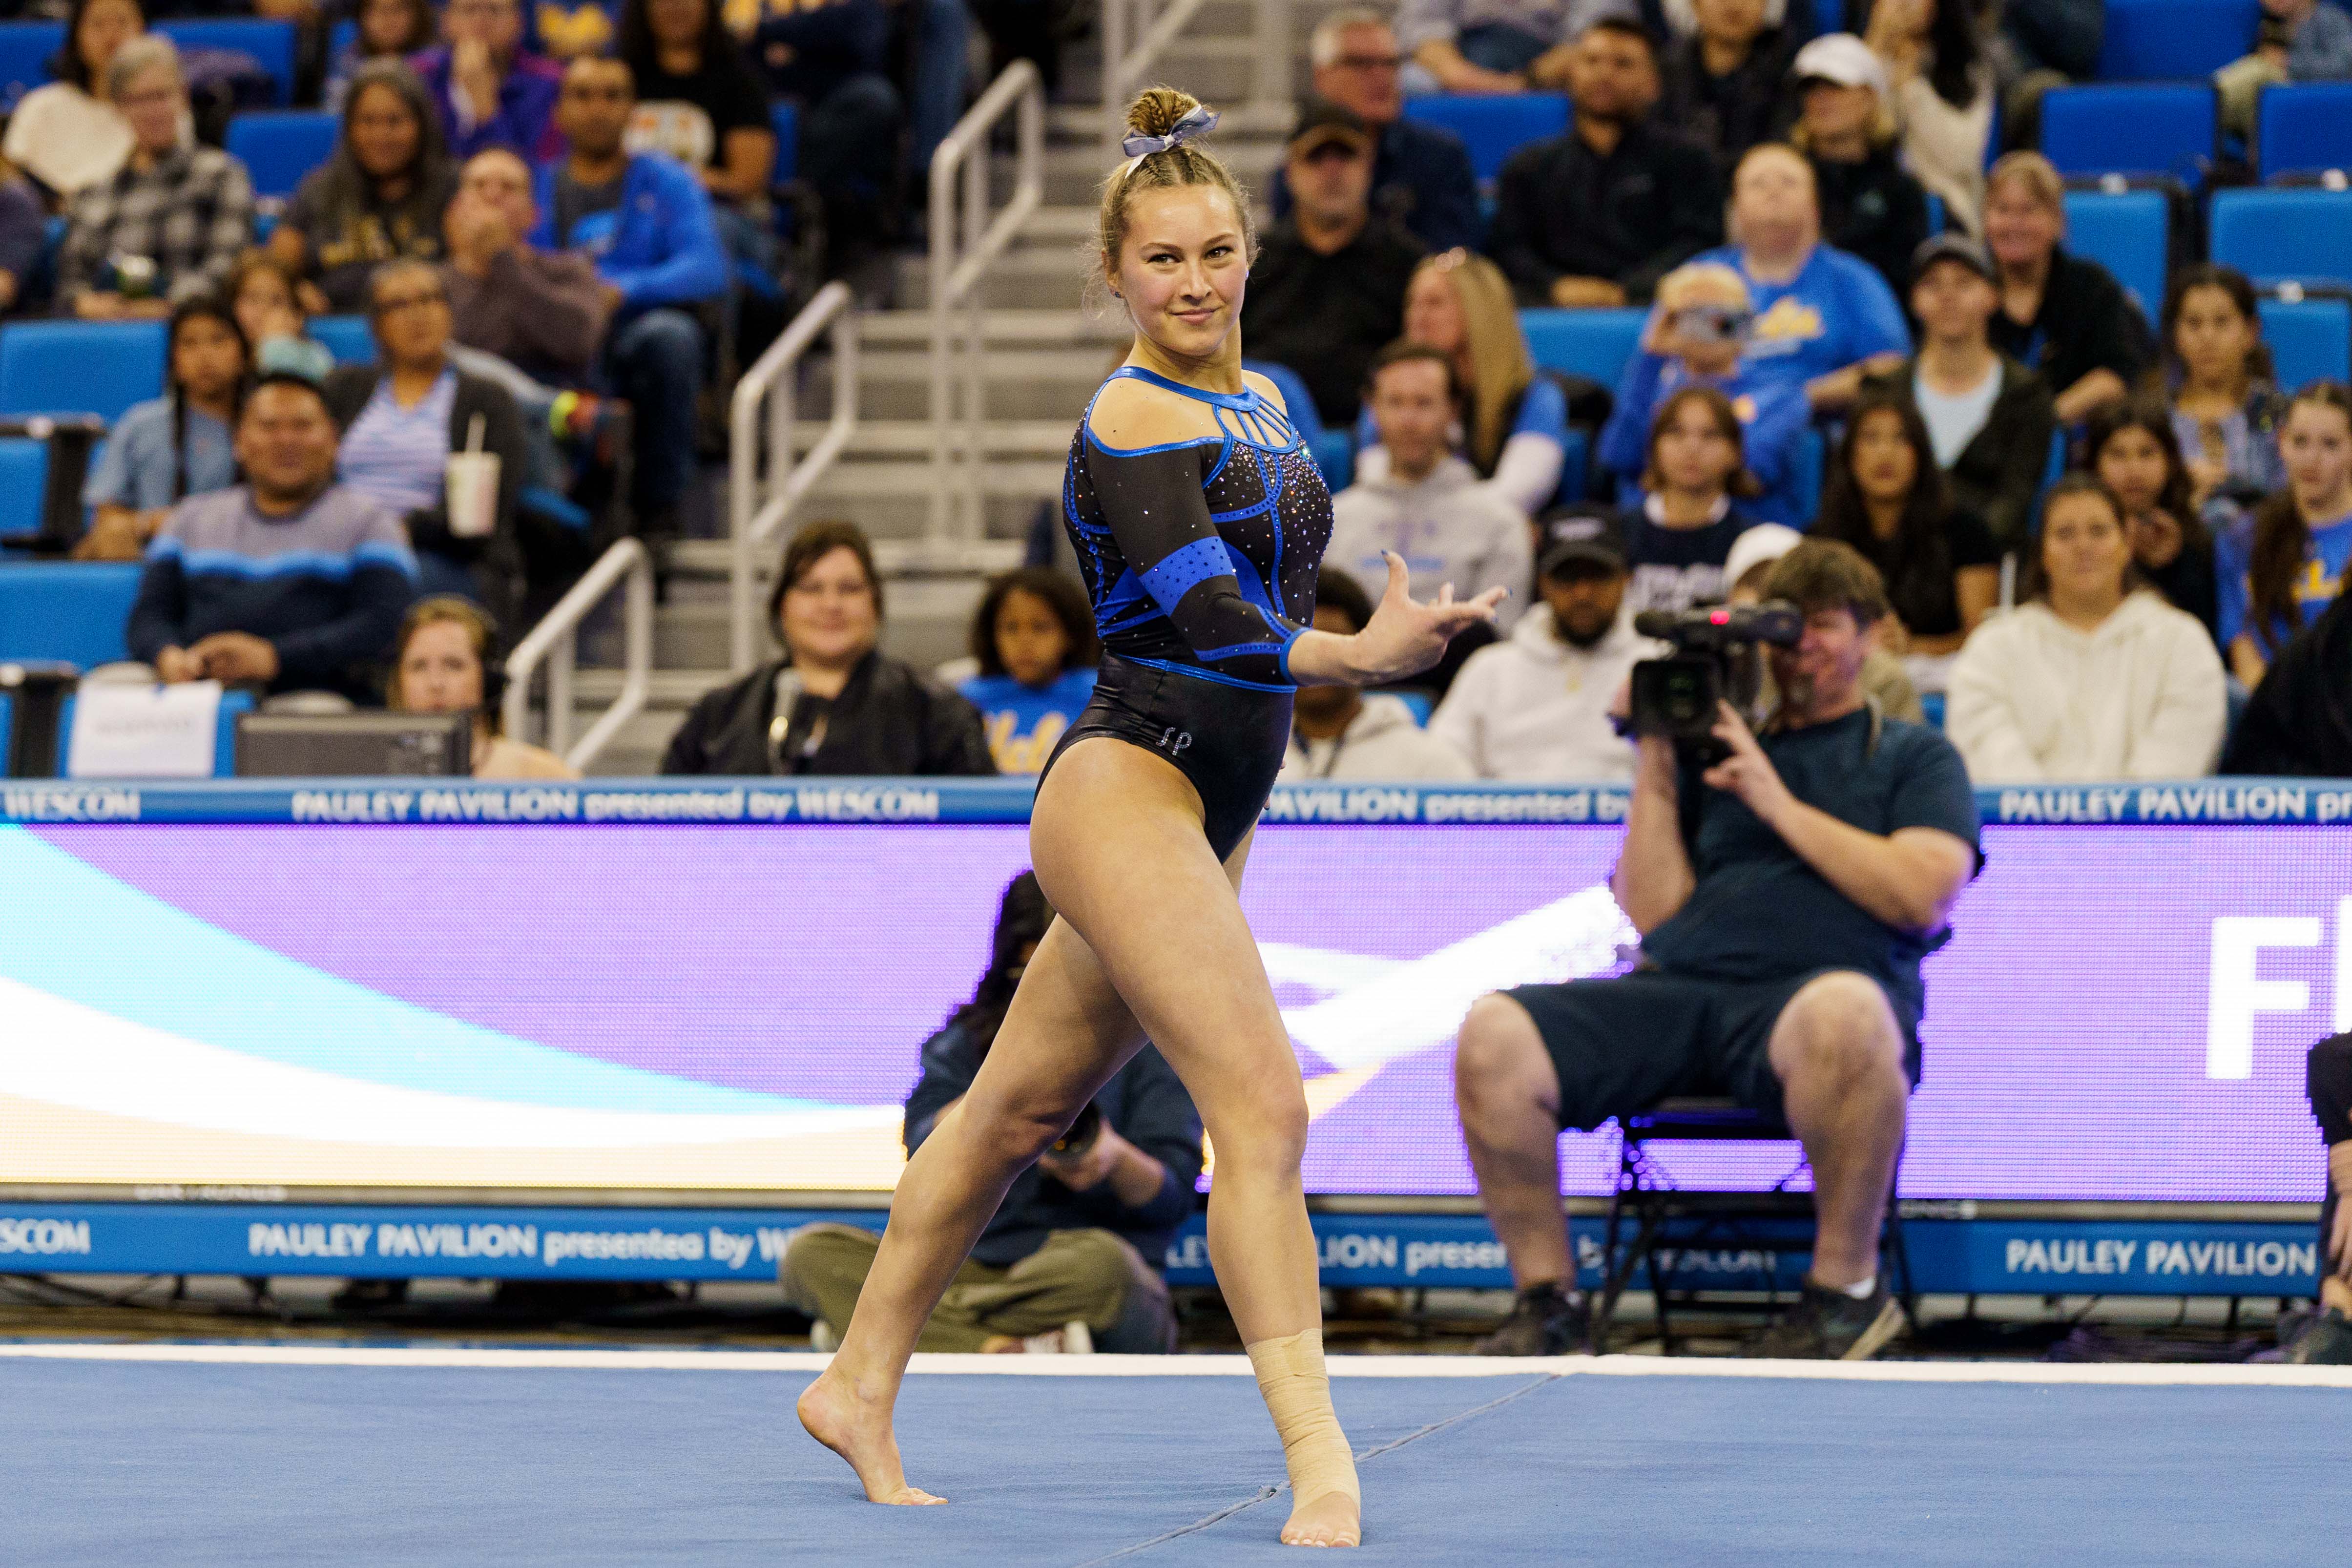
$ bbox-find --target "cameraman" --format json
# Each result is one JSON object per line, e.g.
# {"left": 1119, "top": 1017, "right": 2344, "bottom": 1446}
{"left": 1454, "top": 540, "right": 1980, "bottom": 1359}
{"left": 780, "top": 873, "right": 1202, "bottom": 1354}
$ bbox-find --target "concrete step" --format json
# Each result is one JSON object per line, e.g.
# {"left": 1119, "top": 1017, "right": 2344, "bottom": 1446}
{"left": 812, "top": 344, "right": 1105, "bottom": 422}
{"left": 853, "top": 302, "right": 1126, "bottom": 347}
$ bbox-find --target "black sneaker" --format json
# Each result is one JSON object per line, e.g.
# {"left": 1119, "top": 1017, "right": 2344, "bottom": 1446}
{"left": 1474, "top": 1281, "right": 1588, "bottom": 1355}
{"left": 1748, "top": 1278, "right": 1904, "bottom": 1360}
{"left": 2283, "top": 1306, "right": 2352, "bottom": 1365}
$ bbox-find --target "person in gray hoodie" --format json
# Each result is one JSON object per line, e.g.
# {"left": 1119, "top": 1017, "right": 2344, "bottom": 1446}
{"left": 1278, "top": 567, "right": 1477, "bottom": 781}
{"left": 1326, "top": 343, "right": 1533, "bottom": 640}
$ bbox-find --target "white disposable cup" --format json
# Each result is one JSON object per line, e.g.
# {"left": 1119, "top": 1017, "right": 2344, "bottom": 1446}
{"left": 445, "top": 451, "right": 501, "bottom": 539}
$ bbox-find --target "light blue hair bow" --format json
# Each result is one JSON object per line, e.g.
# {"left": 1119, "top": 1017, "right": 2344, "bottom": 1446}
{"left": 1121, "top": 104, "right": 1221, "bottom": 159}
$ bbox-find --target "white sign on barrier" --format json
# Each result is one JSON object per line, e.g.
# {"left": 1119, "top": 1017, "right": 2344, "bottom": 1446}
{"left": 65, "top": 681, "right": 221, "bottom": 779}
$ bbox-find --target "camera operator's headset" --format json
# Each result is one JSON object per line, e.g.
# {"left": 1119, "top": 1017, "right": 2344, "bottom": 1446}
{"left": 400, "top": 595, "right": 509, "bottom": 713}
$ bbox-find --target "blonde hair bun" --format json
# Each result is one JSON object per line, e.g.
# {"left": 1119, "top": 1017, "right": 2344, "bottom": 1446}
{"left": 1125, "top": 84, "right": 1202, "bottom": 141}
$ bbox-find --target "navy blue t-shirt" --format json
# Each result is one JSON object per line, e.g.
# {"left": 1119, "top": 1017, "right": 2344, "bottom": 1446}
{"left": 1623, "top": 503, "right": 1761, "bottom": 615}
{"left": 1642, "top": 707, "right": 1981, "bottom": 1031}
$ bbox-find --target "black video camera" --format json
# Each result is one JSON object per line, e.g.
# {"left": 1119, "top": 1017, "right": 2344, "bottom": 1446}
{"left": 1624, "top": 601, "right": 1803, "bottom": 762}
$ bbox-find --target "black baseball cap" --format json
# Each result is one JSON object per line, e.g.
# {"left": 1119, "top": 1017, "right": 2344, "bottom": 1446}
{"left": 1538, "top": 510, "right": 1628, "bottom": 576}
{"left": 1911, "top": 232, "right": 1996, "bottom": 286}
{"left": 1289, "top": 98, "right": 1373, "bottom": 156}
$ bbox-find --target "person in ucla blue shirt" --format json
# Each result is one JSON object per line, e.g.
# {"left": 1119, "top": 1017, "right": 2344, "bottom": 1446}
{"left": 958, "top": 568, "right": 1101, "bottom": 775}
{"left": 1693, "top": 143, "right": 1911, "bottom": 415}
{"left": 530, "top": 53, "right": 729, "bottom": 539}
{"left": 2217, "top": 382, "right": 2352, "bottom": 688}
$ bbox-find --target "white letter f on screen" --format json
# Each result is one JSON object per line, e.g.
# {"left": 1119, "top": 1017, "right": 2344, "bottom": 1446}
{"left": 2206, "top": 917, "right": 2321, "bottom": 1079}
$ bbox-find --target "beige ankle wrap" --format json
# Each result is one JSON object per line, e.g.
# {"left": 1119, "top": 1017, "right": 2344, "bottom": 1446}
{"left": 1244, "top": 1328, "right": 1360, "bottom": 1509}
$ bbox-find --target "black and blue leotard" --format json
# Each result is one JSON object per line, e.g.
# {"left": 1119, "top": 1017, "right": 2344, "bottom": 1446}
{"left": 1037, "top": 366, "right": 1335, "bottom": 857}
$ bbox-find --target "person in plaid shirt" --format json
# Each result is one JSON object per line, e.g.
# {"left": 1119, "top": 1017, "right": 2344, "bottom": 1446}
{"left": 56, "top": 35, "right": 255, "bottom": 321}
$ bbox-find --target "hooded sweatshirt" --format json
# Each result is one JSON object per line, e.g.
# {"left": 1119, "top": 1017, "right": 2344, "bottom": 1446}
{"left": 1944, "top": 591, "right": 2227, "bottom": 784}
{"left": 1428, "top": 604, "right": 1664, "bottom": 782}
{"left": 1278, "top": 692, "right": 1476, "bottom": 782}
{"left": 1326, "top": 456, "right": 1531, "bottom": 631}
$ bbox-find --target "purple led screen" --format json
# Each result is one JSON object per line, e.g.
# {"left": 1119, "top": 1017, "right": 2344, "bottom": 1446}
{"left": 25, "top": 822, "right": 2342, "bottom": 1202}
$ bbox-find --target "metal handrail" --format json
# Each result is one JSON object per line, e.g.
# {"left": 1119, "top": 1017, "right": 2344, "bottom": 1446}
{"left": 930, "top": 61, "right": 1044, "bottom": 543}
{"left": 729, "top": 277, "right": 858, "bottom": 671}
{"left": 502, "top": 536, "right": 655, "bottom": 772}
{"left": 1101, "top": 0, "right": 1293, "bottom": 156}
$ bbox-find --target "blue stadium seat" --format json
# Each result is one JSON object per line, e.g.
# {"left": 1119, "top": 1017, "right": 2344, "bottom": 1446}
{"left": 770, "top": 100, "right": 798, "bottom": 184}
{"left": 1519, "top": 308, "right": 1645, "bottom": 389}
{"left": 226, "top": 111, "right": 339, "bottom": 201}
{"left": 154, "top": 18, "right": 296, "bottom": 106}
{"left": 0, "top": 321, "right": 167, "bottom": 422}
{"left": 329, "top": 19, "right": 356, "bottom": 60}
{"left": 1925, "top": 191, "right": 1946, "bottom": 234}
{"left": 2041, "top": 84, "right": 2215, "bottom": 187}
{"left": 310, "top": 315, "right": 377, "bottom": 365}
{"left": 1790, "top": 427, "right": 1824, "bottom": 525}
{"left": 2210, "top": 188, "right": 2352, "bottom": 287}
{"left": 2095, "top": 0, "right": 2260, "bottom": 81}
{"left": 0, "top": 437, "right": 43, "bottom": 539}
{"left": 0, "top": 21, "right": 62, "bottom": 107}
{"left": 2258, "top": 296, "right": 2352, "bottom": 391}
{"left": 2256, "top": 82, "right": 2352, "bottom": 180}
{"left": 2062, "top": 189, "right": 2167, "bottom": 323}
{"left": 0, "top": 562, "right": 143, "bottom": 669}
{"left": 1401, "top": 93, "right": 1569, "bottom": 183}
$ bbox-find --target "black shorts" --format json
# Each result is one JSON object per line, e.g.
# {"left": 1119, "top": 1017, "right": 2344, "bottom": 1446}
{"left": 1505, "top": 967, "right": 1922, "bottom": 1132}
{"left": 1038, "top": 653, "right": 1293, "bottom": 862}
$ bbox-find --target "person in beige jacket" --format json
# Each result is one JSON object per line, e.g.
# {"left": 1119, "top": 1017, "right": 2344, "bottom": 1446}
{"left": 1947, "top": 476, "right": 2227, "bottom": 783}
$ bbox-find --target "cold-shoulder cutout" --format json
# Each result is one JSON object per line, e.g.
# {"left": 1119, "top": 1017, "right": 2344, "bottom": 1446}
{"left": 1084, "top": 372, "right": 1227, "bottom": 454}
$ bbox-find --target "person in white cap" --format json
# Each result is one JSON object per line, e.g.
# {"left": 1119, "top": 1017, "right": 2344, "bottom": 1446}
{"left": 1860, "top": 0, "right": 1994, "bottom": 235}
{"left": 1788, "top": 32, "right": 1931, "bottom": 300}
{"left": 1723, "top": 518, "right": 1927, "bottom": 720}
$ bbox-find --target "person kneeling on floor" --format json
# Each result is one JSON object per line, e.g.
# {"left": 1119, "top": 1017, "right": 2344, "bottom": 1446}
{"left": 1452, "top": 540, "right": 1981, "bottom": 1360}
{"left": 780, "top": 872, "right": 1204, "bottom": 1354}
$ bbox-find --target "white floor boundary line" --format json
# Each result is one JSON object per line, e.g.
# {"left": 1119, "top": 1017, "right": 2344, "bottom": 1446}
{"left": 1, "top": 1341, "right": 2349, "bottom": 1386}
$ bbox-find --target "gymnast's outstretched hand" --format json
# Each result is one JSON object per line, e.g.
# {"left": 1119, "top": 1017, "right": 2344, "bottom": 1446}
{"left": 1287, "top": 550, "right": 1508, "bottom": 687}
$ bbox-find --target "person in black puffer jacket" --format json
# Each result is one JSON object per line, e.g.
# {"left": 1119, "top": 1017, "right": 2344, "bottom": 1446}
{"left": 661, "top": 518, "right": 996, "bottom": 777}
{"left": 2222, "top": 591, "right": 2352, "bottom": 777}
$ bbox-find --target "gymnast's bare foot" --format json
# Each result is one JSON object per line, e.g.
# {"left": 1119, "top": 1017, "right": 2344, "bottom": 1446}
{"left": 1281, "top": 1490, "right": 1360, "bottom": 1547}
{"left": 797, "top": 1367, "right": 946, "bottom": 1506}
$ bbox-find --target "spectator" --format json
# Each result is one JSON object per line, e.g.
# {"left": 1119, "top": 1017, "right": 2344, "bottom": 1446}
{"left": 1396, "top": 0, "right": 1607, "bottom": 92}
{"left": 415, "top": 0, "right": 566, "bottom": 163}
{"left": 1240, "top": 100, "right": 1424, "bottom": 428}
{"left": 618, "top": 0, "right": 776, "bottom": 219}
{"left": 1981, "top": 152, "right": 2149, "bottom": 426}
{"left": 2157, "top": 265, "right": 2288, "bottom": 523}
{"left": 1355, "top": 250, "right": 1574, "bottom": 515}
{"left": 1487, "top": 21, "right": 1722, "bottom": 309}
{"left": 1657, "top": 0, "right": 1799, "bottom": 178}
{"left": 1599, "top": 261, "right": 1812, "bottom": 525}
{"left": 0, "top": 159, "right": 50, "bottom": 318}
{"left": 1787, "top": 33, "right": 1931, "bottom": 301}
{"left": 2088, "top": 397, "right": 2217, "bottom": 641}
{"left": 534, "top": 55, "right": 730, "bottom": 539}
{"left": 663, "top": 520, "right": 996, "bottom": 774}
{"left": 56, "top": 37, "right": 254, "bottom": 320}
{"left": 2216, "top": 0, "right": 2352, "bottom": 142}
{"left": 78, "top": 295, "right": 248, "bottom": 563}
{"left": 780, "top": 873, "right": 1201, "bottom": 1355}
{"left": 2275, "top": 1031, "right": 2352, "bottom": 1362}
{"left": 958, "top": 567, "right": 1100, "bottom": 776}
{"left": 1455, "top": 538, "right": 1977, "bottom": 1359}
{"left": 441, "top": 147, "right": 616, "bottom": 385}
{"left": 1696, "top": 144, "right": 1911, "bottom": 413}
{"left": 1985, "top": 0, "right": 2103, "bottom": 152}
{"left": 1860, "top": 0, "right": 1993, "bottom": 235}
{"left": 1326, "top": 344, "right": 1533, "bottom": 633}
{"left": 1811, "top": 386, "right": 1999, "bottom": 669}
{"left": 127, "top": 373, "right": 419, "bottom": 701}
{"left": 271, "top": 61, "right": 458, "bottom": 316}
{"left": 1281, "top": 567, "right": 1477, "bottom": 781}
{"left": 742, "top": 0, "right": 903, "bottom": 273}
{"left": 1947, "top": 476, "right": 2227, "bottom": 782}
{"left": 1868, "top": 233, "right": 2056, "bottom": 552}
{"left": 2221, "top": 592, "right": 2352, "bottom": 775}
{"left": 324, "top": 260, "right": 528, "bottom": 612}
{"left": 229, "top": 249, "right": 336, "bottom": 383}
{"left": 1611, "top": 385, "right": 1770, "bottom": 613}
{"left": 1723, "top": 519, "right": 1927, "bottom": 721}
{"left": 2218, "top": 381, "right": 2352, "bottom": 686}
{"left": 326, "top": 0, "right": 437, "bottom": 109}
{"left": 4, "top": 0, "right": 141, "bottom": 201}
{"left": 1268, "top": 9, "right": 1482, "bottom": 254}
{"left": 1430, "top": 517, "right": 1661, "bottom": 781}
{"left": 387, "top": 595, "right": 579, "bottom": 778}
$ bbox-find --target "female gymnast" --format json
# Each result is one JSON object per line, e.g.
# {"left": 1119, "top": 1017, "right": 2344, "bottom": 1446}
{"left": 796, "top": 85, "right": 1507, "bottom": 1549}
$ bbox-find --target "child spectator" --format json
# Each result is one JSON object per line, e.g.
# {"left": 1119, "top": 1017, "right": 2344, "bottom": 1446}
{"left": 2217, "top": 0, "right": 2352, "bottom": 141}
{"left": 1279, "top": 567, "right": 1475, "bottom": 781}
{"left": 2157, "top": 264, "right": 2289, "bottom": 523}
{"left": 1788, "top": 33, "right": 1931, "bottom": 302}
{"left": 387, "top": 596, "right": 579, "bottom": 778}
{"left": 78, "top": 296, "right": 249, "bottom": 563}
{"left": 1947, "top": 476, "right": 2227, "bottom": 783}
{"left": 4, "top": 0, "right": 143, "bottom": 200}
{"left": 2089, "top": 397, "right": 2219, "bottom": 642}
{"left": 958, "top": 567, "right": 1100, "bottom": 776}
{"left": 326, "top": 0, "right": 437, "bottom": 109}
{"left": 229, "top": 249, "right": 336, "bottom": 383}
{"left": 273, "top": 61, "right": 458, "bottom": 314}
{"left": 2218, "top": 381, "right": 2352, "bottom": 685}
{"left": 1611, "top": 385, "right": 1769, "bottom": 613}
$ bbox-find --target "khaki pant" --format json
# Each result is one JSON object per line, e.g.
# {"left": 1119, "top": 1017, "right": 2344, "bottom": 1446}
{"left": 2216, "top": 53, "right": 2289, "bottom": 142}
{"left": 779, "top": 1223, "right": 1176, "bottom": 1353}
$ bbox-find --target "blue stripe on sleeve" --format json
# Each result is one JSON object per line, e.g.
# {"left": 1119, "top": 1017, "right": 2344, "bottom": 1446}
{"left": 1137, "top": 536, "right": 1239, "bottom": 610}
{"left": 355, "top": 540, "right": 422, "bottom": 580}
